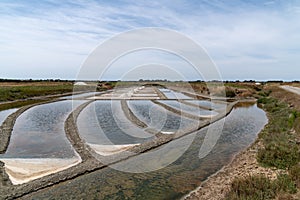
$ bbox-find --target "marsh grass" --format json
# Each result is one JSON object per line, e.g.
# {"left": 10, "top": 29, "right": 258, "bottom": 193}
{"left": 257, "top": 97, "right": 300, "bottom": 169}
{"left": 0, "top": 99, "right": 49, "bottom": 111}
{"left": 0, "top": 85, "right": 74, "bottom": 102}
{"left": 226, "top": 175, "right": 275, "bottom": 200}
{"left": 226, "top": 174, "right": 297, "bottom": 200}
{"left": 289, "top": 164, "right": 300, "bottom": 187}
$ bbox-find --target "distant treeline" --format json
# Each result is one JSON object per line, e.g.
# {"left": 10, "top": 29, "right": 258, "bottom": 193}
{"left": 0, "top": 78, "right": 299, "bottom": 83}
{"left": 0, "top": 78, "right": 74, "bottom": 83}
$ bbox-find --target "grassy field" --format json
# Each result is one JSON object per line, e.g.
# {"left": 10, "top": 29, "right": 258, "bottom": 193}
{"left": 226, "top": 86, "right": 300, "bottom": 200}
{"left": 0, "top": 82, "right": 74, "bottom": 102}
{"left": 0, "top": 81, "right": 76, "bottom": 111}
{"left": 0, "top": 99, "right": 51, "bottom": 112}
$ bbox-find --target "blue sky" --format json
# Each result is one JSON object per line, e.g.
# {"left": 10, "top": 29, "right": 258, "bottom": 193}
{"left": 0, "top": 0, "right": 299, "bottom": 81}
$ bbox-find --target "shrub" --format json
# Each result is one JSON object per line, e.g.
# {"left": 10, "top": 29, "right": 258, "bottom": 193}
{"left": 225, "top": 89, "right": 236, "bottom": 98}
{"left": 289, "top": 164, "right": 300, "bottom": 187}
{"left": 226, "top": 174, "right": 297, "bottom": 200}
{"left": 226, "top": 175, "right": 276, "bottom": 200}
{"left": 275, "top": 174, "right": 297, "bottom": 194}
{"left": 257, "top": 138, "right": 300, "bottom": 169}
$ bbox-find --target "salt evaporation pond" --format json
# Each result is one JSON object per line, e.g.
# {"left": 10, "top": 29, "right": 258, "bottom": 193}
{"left": 25, "top": 104, "right": 267, "bottom": 199}
{"left": 77, "top": 100, "right": 153, "bottom": 146}
{"left": 157, "top": 100, "right": 219, "bottom": 117}
{"left": 0, "top": 108, "right": 18, "bottom": 126}
{"left": 159, "top": 88, "right": 193, "bottom": 99}
{"left": 127, "top": 100, "right": 199, "bottom": 133}
{"left": 1, "top": 100, "right": 86, "bottom": 158}
{"left": 0, "top": 100, "right": 86, "bottom": 184}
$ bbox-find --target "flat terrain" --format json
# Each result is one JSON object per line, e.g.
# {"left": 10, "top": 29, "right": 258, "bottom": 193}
{"left": 0, "top": 81, "right": 74, "bottom": 102}
{"left": 0, "top": 81, "right": 299, "bottom": 200}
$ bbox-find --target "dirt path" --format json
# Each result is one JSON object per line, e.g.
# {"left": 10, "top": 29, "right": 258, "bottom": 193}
{"left": 280, "top": 85, "right": 300, "bottom": 96}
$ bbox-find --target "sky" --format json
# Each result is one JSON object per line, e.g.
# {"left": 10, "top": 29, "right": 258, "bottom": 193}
{"left": 0, "top": 0, "right": 300, "bottom": 81}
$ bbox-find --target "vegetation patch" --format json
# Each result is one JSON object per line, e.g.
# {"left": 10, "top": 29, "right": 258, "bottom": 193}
{"left": 225, "top": 174, "right": 297, "bottom": 200}
{"left": 226, "top": 88, "right": 300, "bottom": 199}
{"left": 0, "top": 99, "right": 49, "bottom": 111}
{"left": 289, "top": 164, "right": 300, "bottom": 188}
{"left": 0, "top": 84, "right": 74, "bottom": 102}
{"left": 257, "top": 97, "right": 300, "bottom": 169}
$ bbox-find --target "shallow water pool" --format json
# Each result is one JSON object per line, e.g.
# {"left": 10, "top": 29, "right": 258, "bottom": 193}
{"left": 77, "top": 100, "right": 153, "bottom": 146}
{"left": 0, "top": 100, "right": 86, "bottom": 158}
{"left": 128, "top": 100, "right": 199, "bottom": 133}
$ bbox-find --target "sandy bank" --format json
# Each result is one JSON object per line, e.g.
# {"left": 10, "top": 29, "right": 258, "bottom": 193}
{"left": 0, "top": 157, "right": 81, "bottom": 185}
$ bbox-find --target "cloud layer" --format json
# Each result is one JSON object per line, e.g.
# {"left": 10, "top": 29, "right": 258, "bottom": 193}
{"left": 0, "top": 0, "right": 299, "bottom": 80}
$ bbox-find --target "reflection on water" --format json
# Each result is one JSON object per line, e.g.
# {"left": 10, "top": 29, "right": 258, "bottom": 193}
{"left": 0, "top": 100, "right": 86, "bottom": 158}
{"left": 0, "top": 108, "right": 18, "bottom": 126}
{"left": 157, "top": 100, "right": 219, "bottom": 117}
{"left": 159, "top": 89, "right": 193, "bottom": 99}
{"left": 77, "top": 100, "right": 153, "bottom": 145}
{"left": 128, "top": 100, "right": 198, "bottom": 132}
{"left": 26, "top": 104, "right": 267, "bottom": 199}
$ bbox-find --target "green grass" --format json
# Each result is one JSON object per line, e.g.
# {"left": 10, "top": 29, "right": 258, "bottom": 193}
{"left": 0, "top": 99, "right": 49, "bottom": 111}
{"left": 257, "top": 89, "right": 272, "bottom": 97}
{"left": 275, "top": 174, "right": 297, "bottom": 194}
{"left": 0, "top": 85, "right": 74, "bottom": 102}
